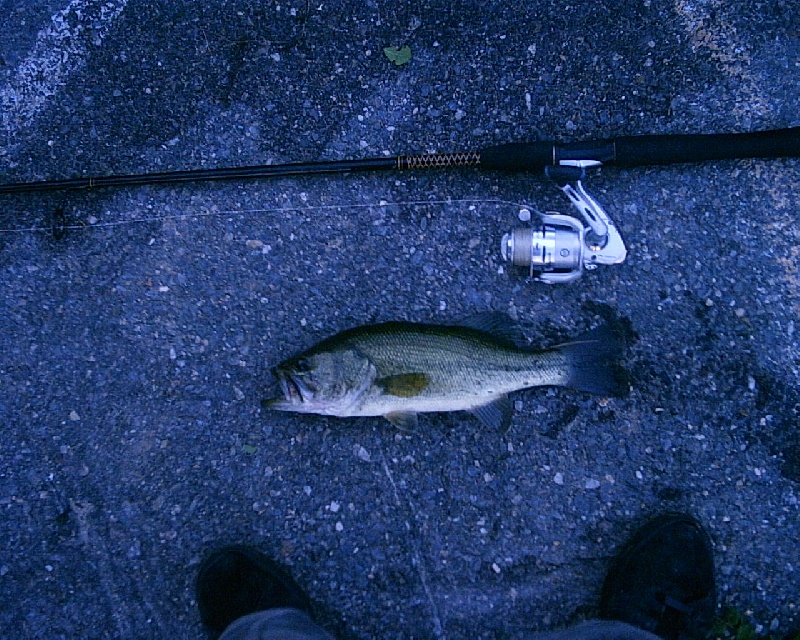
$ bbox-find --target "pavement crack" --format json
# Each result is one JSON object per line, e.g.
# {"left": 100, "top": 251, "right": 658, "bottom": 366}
{"left": 381, "top": 450, "right": 447, "bottom": 640}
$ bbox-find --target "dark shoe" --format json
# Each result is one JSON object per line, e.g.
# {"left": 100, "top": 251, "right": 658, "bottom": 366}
{"left": 196, "top": 544, "right": 312, "bottom": 634}
{"left": 599, "top": 513, "right": 716, "bottom": 640}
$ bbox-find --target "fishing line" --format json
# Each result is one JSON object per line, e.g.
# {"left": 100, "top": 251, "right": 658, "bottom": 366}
{"left": 0, "top": 197, "right": 529, "bottom": 236}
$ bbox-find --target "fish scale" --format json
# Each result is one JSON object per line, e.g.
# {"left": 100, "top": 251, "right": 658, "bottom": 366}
{"left": 351, "top": 329, "right": 569, "bottom": 394}
{"left": 266, "top": 319, "right": 626, "bottom": 428}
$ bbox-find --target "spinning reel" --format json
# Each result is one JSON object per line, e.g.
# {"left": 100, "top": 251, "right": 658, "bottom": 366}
{"left": 500, "top": 162, "right": 627, "bottom": 283}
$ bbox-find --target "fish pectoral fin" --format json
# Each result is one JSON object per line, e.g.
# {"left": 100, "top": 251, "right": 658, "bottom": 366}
{"left": 377, "top": 373, "right": 430, "bottom": 398}
{"left": 385, "top": 411, "right": 419, "bottom": 431}
{"left": 469, "top": 395, "right": 513, "bottom": 430}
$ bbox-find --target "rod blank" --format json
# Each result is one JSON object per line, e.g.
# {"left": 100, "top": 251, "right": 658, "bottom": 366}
{"left": 1, "top": 127, "right": 798, "bottom": 195}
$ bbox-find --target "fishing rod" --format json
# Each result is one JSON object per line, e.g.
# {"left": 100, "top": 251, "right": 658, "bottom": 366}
{"left": 3, "top": 127, "right": 799, "bottom": 282}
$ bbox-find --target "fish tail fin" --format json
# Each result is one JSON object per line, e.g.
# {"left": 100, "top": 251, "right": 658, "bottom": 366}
{"left": 558, "top": 324, "right": 629, "bottom": 397}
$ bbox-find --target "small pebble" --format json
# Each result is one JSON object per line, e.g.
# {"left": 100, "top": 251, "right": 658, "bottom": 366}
{"left": 355, "top": 445, "right": 371, "bottom": 462}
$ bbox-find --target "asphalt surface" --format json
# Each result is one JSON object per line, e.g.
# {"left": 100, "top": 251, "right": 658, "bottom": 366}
{"left": 1, "top": 1, "right": 798, "bottom": 639}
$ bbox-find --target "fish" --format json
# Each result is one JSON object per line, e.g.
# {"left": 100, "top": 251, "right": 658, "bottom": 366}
{"left": 264, "top": 315, "right": 627, "bottom": 429}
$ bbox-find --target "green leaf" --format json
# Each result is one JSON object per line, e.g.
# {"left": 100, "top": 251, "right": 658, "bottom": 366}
{"left": 383, "top": 46, "right": 412, "bottom": 66}
{"left": 242, "top": 444, "right": 258, "bottom": 454}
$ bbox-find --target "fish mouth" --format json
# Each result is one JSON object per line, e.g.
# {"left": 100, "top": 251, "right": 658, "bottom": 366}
{"left": 274, "top": 369, "right": 313, "bottom": 404}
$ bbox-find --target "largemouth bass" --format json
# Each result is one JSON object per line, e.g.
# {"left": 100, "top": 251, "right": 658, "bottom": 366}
{"left": 265, "top": 316, "right": 626, "bottom": 429}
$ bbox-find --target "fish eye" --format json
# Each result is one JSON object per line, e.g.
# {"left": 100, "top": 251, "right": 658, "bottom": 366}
{"left": 293, "top": 357, "right": 312, "bottom": 373}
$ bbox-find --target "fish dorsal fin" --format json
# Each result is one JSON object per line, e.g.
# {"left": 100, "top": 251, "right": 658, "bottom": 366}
{"left": 385, "top": 411, "right": 419, "bottom": 431}
{"left": 469, "top": 395, "right": 513, "bottom": 430}
{"left": 459, "top": 313, "right": 526, "bottom": 347}
{"left": 377, "top": 373, "right": 430, "bottom": 397}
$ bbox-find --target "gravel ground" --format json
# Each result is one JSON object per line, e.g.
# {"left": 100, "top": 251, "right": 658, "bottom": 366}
{"left": 1, "top": 1, "right": 798, "bottom": 639}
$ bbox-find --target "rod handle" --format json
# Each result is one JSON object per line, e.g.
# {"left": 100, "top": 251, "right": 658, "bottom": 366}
{"left": 479, "top": 141, "right": 555, "bottom": 170}
{"left": 480, "top": 138, "right": 618, "bottom": 171}
{"left": 614, "top": 127, "right": 800, "bottom": 166}
{"left": 479, "top": 127, "right": 800, "bottom": 172}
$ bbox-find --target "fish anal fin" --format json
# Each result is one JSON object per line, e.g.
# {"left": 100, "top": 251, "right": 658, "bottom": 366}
{"left": 377, "top": 373, "right": 430, "bottom": 397}
{"left": 470, "top": 395, "right": 513, "bottom": 430}
{"left": 385, "top": 411, "right": 419, "bottom": 431}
